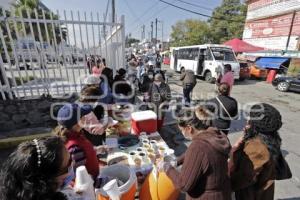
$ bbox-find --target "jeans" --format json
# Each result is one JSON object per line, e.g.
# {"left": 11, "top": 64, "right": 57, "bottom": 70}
{"left": 183, "top": 84, "right": 194, "bottom": 104}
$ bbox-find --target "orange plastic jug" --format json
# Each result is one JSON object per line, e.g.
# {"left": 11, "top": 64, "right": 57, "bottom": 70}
{"left": 97, "top": 183, "right": 136, "bottom": 200}
{"left": 96, "top": 164, "right": 137, "bottom": 200}
{"left": 139, "top": 169, "right": 180, "bottom": 200}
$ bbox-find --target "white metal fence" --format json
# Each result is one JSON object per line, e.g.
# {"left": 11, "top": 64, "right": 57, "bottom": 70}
{"left": 0, "top": 8, "right": 125, "bottom": 100}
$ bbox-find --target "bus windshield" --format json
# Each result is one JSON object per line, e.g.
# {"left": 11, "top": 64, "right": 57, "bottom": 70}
{"left": 210, "top": 47, "right": 236, "bottom": 61}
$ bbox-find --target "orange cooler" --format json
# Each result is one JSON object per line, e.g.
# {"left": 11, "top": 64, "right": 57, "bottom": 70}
{"left": 96, "top": 165, "right": 137, "bottom": 200}
{"left": 131, "top": 111, "right": 157, "bottom": 135}
{"left": 140, "top": 168, "right": 180, "bottom": 200}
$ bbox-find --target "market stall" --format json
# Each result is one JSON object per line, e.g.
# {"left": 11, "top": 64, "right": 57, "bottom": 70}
{"left": 71, "top": 110, "right": 180, "bottom": 200}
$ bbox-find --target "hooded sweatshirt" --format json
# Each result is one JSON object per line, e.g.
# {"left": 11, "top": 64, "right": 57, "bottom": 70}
{"left": 166, "top": 127, "right": 232, "bottom": 200}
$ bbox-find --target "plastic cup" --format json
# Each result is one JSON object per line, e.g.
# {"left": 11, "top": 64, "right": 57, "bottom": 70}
{"left": 147, "top": 148, "right": 155, "bottom": 154}
{"left": 129, "top": 151, "right": 137, "bottom": 161}
{"left": 141, "top": 139, "right": 149, "bottom": 145}
{"left": 136, "top": 147, "right": 144, "bottom": 152}
{"left": 158, "top": 146, "right": 165, "bottom": 156}
{"left": 75, "top": 166, "right": 90, "bottom": 186}
{"left": 134, "top": 157, "right": 142, "bottom": 167}
{"left": 143, "top": 143, "right": 151, "bottom": 149}
{"left": 150, "top": 140, "right": 158, "bottom": 150}
{"left": 148, "top": 153, "right": 156, "bottom": 163}
{"left": 139, "top": 152, "right": 148, "bottom": 162}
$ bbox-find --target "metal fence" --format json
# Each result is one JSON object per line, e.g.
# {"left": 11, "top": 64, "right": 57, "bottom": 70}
{"left": 0, "top": 8, "right": 125, "bottom": 100}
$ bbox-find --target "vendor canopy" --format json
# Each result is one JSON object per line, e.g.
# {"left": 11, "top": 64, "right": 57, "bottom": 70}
{"left": 255, "top": 57, "right": 289, "bottom": 69}
{"left": 223, "top": 38, "right": 264, "bottom": 53}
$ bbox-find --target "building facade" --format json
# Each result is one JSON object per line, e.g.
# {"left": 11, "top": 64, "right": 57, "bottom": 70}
{"left": 243, "top": 0, "right": 300, "bottom": 50}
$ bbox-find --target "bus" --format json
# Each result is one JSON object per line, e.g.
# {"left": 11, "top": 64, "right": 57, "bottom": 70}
{"left": 170, "top": 44, "right": 240, "bottom": 83}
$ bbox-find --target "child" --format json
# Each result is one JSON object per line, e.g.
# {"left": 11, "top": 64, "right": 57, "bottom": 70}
{"left": 55, "top": 103, "right": 100, "bottom": 180}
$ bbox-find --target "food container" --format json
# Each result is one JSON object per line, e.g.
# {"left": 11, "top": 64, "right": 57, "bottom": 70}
{"left": 131, "top": 111, "right": 157, "bottom": 135}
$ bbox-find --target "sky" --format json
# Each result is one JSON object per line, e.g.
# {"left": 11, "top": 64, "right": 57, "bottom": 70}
{"left": 40, "top": 0, "right": 223, "bottom": 41}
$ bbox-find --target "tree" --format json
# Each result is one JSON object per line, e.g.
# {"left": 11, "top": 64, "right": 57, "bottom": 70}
{"left": 13, "top": 0, "right": 66, "bottom": 44}
{"left": 209, "top": 0, "right": 247, "bottom": 43}
{"left": 170, "top": 19, "right": 210, "bottom": 47}
{"left": 126, "top": 37, "right": 140, "bottom": 48}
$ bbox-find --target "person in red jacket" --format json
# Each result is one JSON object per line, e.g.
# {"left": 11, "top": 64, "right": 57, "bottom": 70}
{"left": 55, "top": 103, "right": 100, "bottom": 180}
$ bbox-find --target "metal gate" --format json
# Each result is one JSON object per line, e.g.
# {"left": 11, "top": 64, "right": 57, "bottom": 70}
{"left": 0, "top": 8, "right": 125, "bottom": 100}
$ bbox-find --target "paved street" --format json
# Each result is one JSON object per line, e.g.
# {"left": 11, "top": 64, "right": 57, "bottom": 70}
{"left": 1, "top": 64, "right": 300, "bottom": 199}
{"left": 164, "top": 65, "right": 300, "bottom": 200}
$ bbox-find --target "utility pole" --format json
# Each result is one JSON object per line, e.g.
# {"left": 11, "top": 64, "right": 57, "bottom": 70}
{"left": 160, "top": 21, "right": 164, "bottom": 51}
{"left": 141, "top": 25, "right": 145, "bottom": 41}
{"left": 286, "top": 11, "right": 296, "bottom": 52}
{"left": 155, "top": 18, "right": 158, "bottom": 46}
{"left": 112, "top": 0, "right": 115, "bottom": 23}
{"left": 151, "top": 22, "right": 153, "bottom": 41}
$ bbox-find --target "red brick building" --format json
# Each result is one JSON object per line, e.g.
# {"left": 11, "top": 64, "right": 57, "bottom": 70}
{"left": 243, "top": 0, "right": 300, "bottom": 50}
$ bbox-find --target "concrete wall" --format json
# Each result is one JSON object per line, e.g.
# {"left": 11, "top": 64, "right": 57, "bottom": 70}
{"left": 0, "top": 95, "right": 77, "bottom": 133}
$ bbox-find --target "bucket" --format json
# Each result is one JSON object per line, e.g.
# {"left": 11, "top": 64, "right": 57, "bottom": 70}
{"left": 131, "top": 110, "right": 157, "bottom": 135}
{"left": 139, "top": 168, "right": 180, "bottom": 200}
{"left": 96, "top": 164, "right": 137, "bottom": 200}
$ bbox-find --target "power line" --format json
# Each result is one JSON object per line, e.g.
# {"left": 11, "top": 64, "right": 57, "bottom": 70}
{"left": 130, "top": 0, "right": 175, "bottom": 35}
{"left": 174, "top": 0, "right": 214, "bottom": 11}
{"left": 127, "top": 1, "right": 159, "bottom": 29}
{"left": 124, "top": 0, "right": 141, "bottom": 23}
{"left": 158, "top": 0, "right": 243, "bottom": 23}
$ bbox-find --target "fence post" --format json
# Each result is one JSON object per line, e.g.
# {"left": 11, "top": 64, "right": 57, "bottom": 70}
{"left": 121, "top": 15, "right": 126, "bottom": 72}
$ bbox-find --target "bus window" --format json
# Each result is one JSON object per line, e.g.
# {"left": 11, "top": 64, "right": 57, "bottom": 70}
{"left": 205, "top": 48, "right": 213, "bottom": 61}
{"left": 210, "top": 47, "right": 236, "bottom": 61}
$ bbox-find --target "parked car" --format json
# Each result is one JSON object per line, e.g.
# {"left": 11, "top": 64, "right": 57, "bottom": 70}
{"left": 163, "top": 56, "right": 170, "bottom": 65}
{"left": 272, "top": 75, "right": 300, "bottom": 92}
{"left": 249, "top": 64, "right": 268, "bottom": 79}
{"left": 239, "top": 62, "right": 250, "bottom": 81}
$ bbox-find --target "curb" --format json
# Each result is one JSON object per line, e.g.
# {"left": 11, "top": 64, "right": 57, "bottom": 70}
{"left": 0, "top": 133, "right": 52, "bottom": 150}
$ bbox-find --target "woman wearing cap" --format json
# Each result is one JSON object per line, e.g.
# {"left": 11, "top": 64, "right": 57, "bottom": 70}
{"left": 55, "top": 103, "right": 100, "bottom": 180}
{"left": 0, "top": 136, "right": 74, "bottom": 200}
{"left": 161, "top": 106, "right": 231, "bottom": 200}
{"left": 229, "top": 103, "right": 289, "bottom": 200}
{"left": 146, "top": 73, "right": 171, "bottom": 130}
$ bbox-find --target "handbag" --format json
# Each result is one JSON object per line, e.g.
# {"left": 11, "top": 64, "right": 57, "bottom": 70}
{"left": 216, "top": 96, "right": 233, "bottom": 120}
{"left": 275, "top": 152, "right": 292, "bottom": 180}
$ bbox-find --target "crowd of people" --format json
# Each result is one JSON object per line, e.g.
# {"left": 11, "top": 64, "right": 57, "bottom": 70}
{"left": 0, "top": 54, "right": 292, "bottom": 200}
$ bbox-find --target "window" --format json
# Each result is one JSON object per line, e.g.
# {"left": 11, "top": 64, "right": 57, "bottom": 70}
{"left": 177, "top": 48, "right": 199, "bottom": 60}
{"left": 210, "top": 47, "right": 236, "bottom": 61}
{"left": 205, "top": 48, "right": 213, "bottom": 61}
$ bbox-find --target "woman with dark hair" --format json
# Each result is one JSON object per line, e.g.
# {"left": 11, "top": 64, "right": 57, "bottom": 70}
{"left": 99, "top": 67, "right": 114, "bottom": 104}
{"left": 112, "top": 68, "right": 134, "bottom": 104}
{"left": 229, "top": 103, "right": 290, "bottom": 200}
{"left": 0, "top": 136, "right": 72, "bottom": 200}
{"left": 113, "top": 68, "right": 127, "bottom": 82}
{"left": 206, "top": 83, "right": 238, "bottom": 135}
{"left": 161, "top": 106, "right": 231, "bottom": 200}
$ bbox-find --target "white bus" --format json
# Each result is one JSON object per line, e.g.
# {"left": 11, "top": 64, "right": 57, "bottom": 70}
{"left": 170, "top": 44, "right": 240, "bottom": 83}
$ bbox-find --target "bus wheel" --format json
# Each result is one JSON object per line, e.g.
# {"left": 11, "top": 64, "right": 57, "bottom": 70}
{"left": 205, "top": 71, "right": 213, "bottom": 83}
